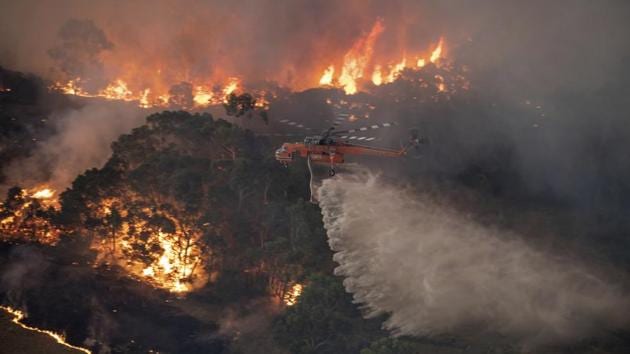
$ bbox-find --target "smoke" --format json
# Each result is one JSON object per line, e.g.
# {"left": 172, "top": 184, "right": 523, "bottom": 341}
{"left": 318, "top": 171, "right": 630, "bottom": 345}
{"left": 0, "top": 246, "right": 49, "bottom": 306}
{"left": 3, "top": 101, "right": 145, "bottom": 191}
{"left": 48, "top": 19, "right": 113, "bottom": 88}
{"left": 2, "top": 0, "right": 624, "bottom": 92}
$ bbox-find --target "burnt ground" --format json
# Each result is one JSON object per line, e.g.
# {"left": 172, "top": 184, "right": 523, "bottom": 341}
{"left": 0, "top": 309, "right": 85, "bottom": 354}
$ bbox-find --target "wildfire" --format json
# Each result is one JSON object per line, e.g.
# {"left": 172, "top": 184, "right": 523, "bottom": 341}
{"left": 317, "top": 20, "right": 449, "bottom": 94}
{"left": 371, "top": 65, "right": 383, "bottom": 86}
{"left": 101, "top": 79, "right": 134, "bottom": 101}
{"left": 385, "top": 56, "right": 407, "bottom": 84}
{"left": 91, "top": 196, "right": 210, "bottom": 293}
{"left": 0, "top": 186, "right": 60, "bottom": 244}
{"left": 430, "top": 38, "right": 444, "bottom": 64}
{"left": 51, "top": 76, "right": 247, "bottom": 109}
{"left": 139, "top": 231, "right": 205, "bottom": 293}
{"left": 283, "top": 283, "right": 304, "bottom": 306}
{"left": 193, "top": 86, "right": 214, "bottom": 107}
{"left": 337, "top": 19, "right": 385, "bottom": 95}
{"left": 45, "top": 18, "right": 457, "bottom": 107}
{"left": 222, "top": 77, "right": 240, "bottom": 97}
{"left": 31, "top": 188, "right": 55, "bottom": 200}
{"left": 319, "top": 65, "right": 335, "bottom": 85}
{"left": 0, "top": 305, "right": 92, "bottom": 354}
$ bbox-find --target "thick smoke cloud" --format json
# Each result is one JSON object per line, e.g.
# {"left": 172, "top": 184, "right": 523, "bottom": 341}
{"left": 318, "top": 171, "right": 630, "bottom": 345}
{"left": 2, "top": 0, "right": 626, "bottom": 90}
{"left": 3, "top": 101, "right": 145, "bottom": 191}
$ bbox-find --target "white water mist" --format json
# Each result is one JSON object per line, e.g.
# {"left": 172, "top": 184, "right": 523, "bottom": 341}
{"left": 318, "top": 172, "right": 629, "bottom": 345}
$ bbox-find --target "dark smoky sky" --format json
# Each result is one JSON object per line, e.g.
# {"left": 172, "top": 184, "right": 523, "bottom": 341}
{"left": 1, "top": 0, "right": 629, "bottom": 91}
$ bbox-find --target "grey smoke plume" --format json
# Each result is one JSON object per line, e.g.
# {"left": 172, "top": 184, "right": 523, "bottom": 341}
{"left": 48, "top": 19, "right": 113, "bottom": 87}
{"left": 0, "top": 246, "right": 49, "bottom": 306}
{"left": 318, "top": 171, "right": 630, "bottom": 345}
{"left": 3, "top": 101, "right": 145, "bottom": 191}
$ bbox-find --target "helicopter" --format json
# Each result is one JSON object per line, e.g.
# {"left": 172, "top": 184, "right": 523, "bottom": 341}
{"left": 274, "top": 122, "right": 421, "bottom": 176}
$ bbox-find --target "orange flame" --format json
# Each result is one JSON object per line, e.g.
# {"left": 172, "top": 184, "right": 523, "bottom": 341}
{"left": 193, "top": 86, "right": 214, "bottom": 107}
{"left": 385, "top": 56, "right": 407, "bottom": 83}
{"left": 430, "top": 37, "right": 444, "bottom": 64}
{"left": 371, "top": 65, "right": 383, "bottom": 86}
{"left": 91, "top": 196, "right": 209, "bottom": 293}
{"left": 283, "top": 283, "right": 303, "bottom": 306}
{"left": 319, "top": 65, "right": 335, "bottom": 85}
{"left": 317, "top": 21, "right": 448, "bottom": 94}
{"left": 31, "top": 188, "right": 55, "bottom": 200}
{"left": 337, "top": 19, "right": 385, "bottom": 94}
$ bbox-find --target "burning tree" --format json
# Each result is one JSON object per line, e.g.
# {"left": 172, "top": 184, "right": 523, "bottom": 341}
{"left": 54, "top": 111, "right": 318, "bottom": 296}
{"left": 0, "top": 186, "right": 61, "bottom": 245}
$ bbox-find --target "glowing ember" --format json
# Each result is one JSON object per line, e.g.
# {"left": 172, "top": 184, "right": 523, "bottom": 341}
{"left": 283, "top": 283, "right": 303, "bottom": 306}
{"left": 0, "top": 305, "right": 92, "bottom": 354}
{"left": 319, "top": 65, "right": 335, "bottom": 85}
{"left": 435, "top": 74, "right": 446, "bottom": 92}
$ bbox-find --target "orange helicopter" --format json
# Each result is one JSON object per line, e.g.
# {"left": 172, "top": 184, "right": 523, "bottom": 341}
{"left": 274, "top": 122, "right": 420, "bottom": 176}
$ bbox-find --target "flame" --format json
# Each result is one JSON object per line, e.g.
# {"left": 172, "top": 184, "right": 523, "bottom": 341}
{"left": 91, "top": 196, "right": 210, "bottom": 293}
{"left": 430, "top": 37, "right": 444, "bottom": 64}
{"left": 193, "top": 86, "right": 214, "bottom": 107}
{"left": 319, "top": 65, "right": 335, "bottom": 85}
{"left": 385, "top": 56, "right": 407, "bottom": 83}
{"left": 31, "top": 188, "right": 55, "bottom": 200}
{"left": 48, "top": 21, "right": 455, "bottom": 105}
{"left": 52, "top": 79, "right": 91, "bottom": 96}
{"left": 1, "top": 186, "right": 61, "bottom": 244}
{"left": 222, "top": 78, "right": 240, "bottom": 97}
{"left": 51, "top": 76, "right": 250, "bottom": 109}
{"left": 138, "top": 231, "right": 202, "bottom": 293}
{"left": 317, "top": 20, "right": 449, "bottom": 94}
{"left": 371, "top": 65, "right": 383, "bottom": 86}
{"left": 139, "top": 89, "right": 151, "bottom": 108}
{"left": 283, "top": 283, "right": 303, "bottom": 306}
{"left": 100, "top": 79, "right": 133, "bottom": 101}
{"left": 337, "top": 19, "right": 385, "bottom": 94}
{"left": 47, "top": 19, "right": 454, "bottom": 105}
{"left": 0, "top": 306, "right": 91, "bottom": 354}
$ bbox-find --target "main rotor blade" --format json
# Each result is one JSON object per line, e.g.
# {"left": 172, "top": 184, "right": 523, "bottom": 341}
{"left": 331, "top": 122, "right": 397, "bottom": 135}
{"left": 277, "top": 119, "right": 314, "bottom": 130}
{"left": 339, "top": 136, "right": 377, "bottom": 141}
